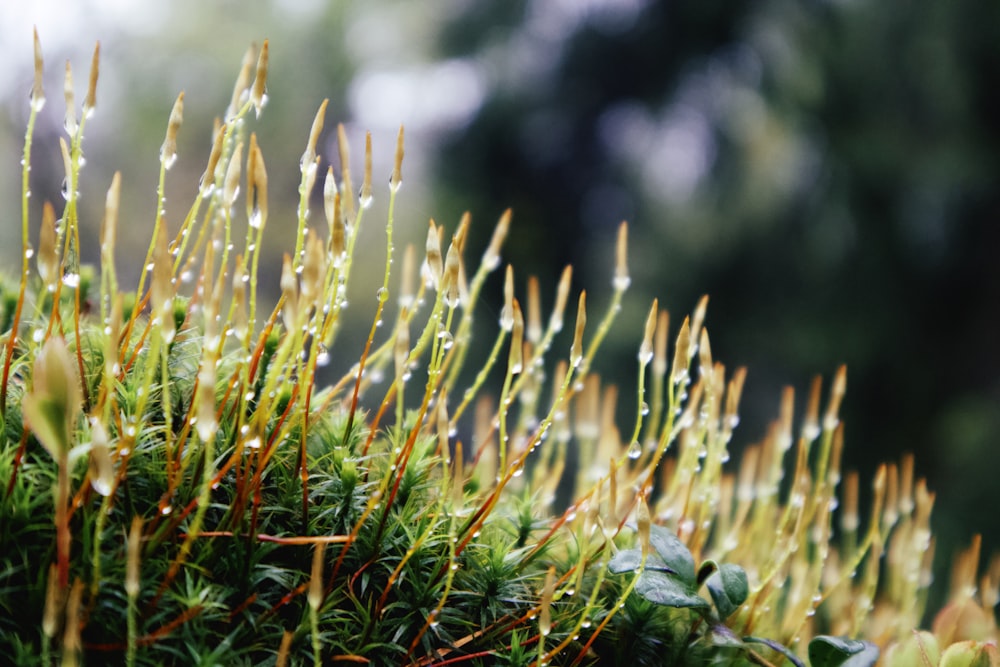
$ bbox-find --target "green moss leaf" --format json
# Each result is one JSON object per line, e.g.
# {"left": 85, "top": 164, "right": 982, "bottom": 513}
{"left": 648, "top": 524, "right": 696, "bottom": 586}
{"left": 706, "top": 563, "right": 748, "bottom": 619}
{"left": 608, "top": 548, "right": 643, "bottom": 574}
{"left": 634, "top": 571, "right": 709, "bottom": 609}
{"left": 808, "top": 635, "right": 880, "bottom": 667}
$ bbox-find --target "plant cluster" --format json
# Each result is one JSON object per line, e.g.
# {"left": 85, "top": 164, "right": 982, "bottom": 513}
{"left": 0, "top": 32, "right": 997, "bottom": 666}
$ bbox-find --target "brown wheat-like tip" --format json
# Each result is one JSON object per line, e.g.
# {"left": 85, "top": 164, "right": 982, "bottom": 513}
{"left": 613, "top": 221, "right": 630, "bottom": 292}
{"left": 337, "top": 123, "right": 355, "bottom": 221}
{"left": 83, "top": 41, "right": 99, "bottom": 115}
{"left": 87, "top": 419, "right": 113, "bottom": 497}
{"left": 63, "top": 579, "right": 83, "bottom": 656}
{"left": 323, "top": 166, "right": 338, "bottom": 227}
{"left": 423, "top": 220, "right": 443, "bottom": 288}
{"left": 574, "top": 375, "right": 600, "bottom": 440}
{"left": 509, "top": 299, "right": 524, "bottom": 374}
{"left": 842, "top": 471, "right": 860, "bottom": 533}
{"left": 196, "top": 353, "right": 219, "bottom": 443}
{"left": 652, "top": 309, "right": 670, "bottom": 377}
{"left": 63, "top": 60, "right": 77, "bottom": 136}
{"left": 443, "top": 238, "right": 461, "bottom": 308}
{"left": 362, "top": 131, "right": 373, "bottom": 204}
{"left": 223, "top": 142, "right": 244, "bottom": 211}
{"left": 570, "top": 291, "right": 587, "bottom": 368}
{"left": 697, "top": 328, "right": 712, "bottom": 380}
{"left": 638, "top": 298, "right": 658, "bottom": 365}
{"left": 302, "top": 99, "right": 328, "bottom": 174}
{"left": 636, "top": 494, "right": 652, "bottom": 556}
{"left": 151, "top": 226, "right": 175, "bottom": 343}
{"left": 526, "top": 276, "right": 543, "bottom": 344}
{"left": 42, "top": 564, "right": 59, "bottom": 638}
{"left": 550, "top": 265, "right": 573, "bottom": 333}
{"left": 308, "top": 543, "right": 326, "bottom": 611}
{"left": 500, "top": 265, "right": 515, "bottom": 331}
{"left": 802, "top": 375, "right": 822, "bottom": 441}
{"left": 250, "top": 140, "right": 268, "bottom": 226}
{"left": 671, "top": 316, "right": 691, "bottom": 385}
{"left": 689, "top": 294, "right": 709, "bottom": 359}
{"left": 481, "top": 208, "right": 511, "bottom": 271}
{"left": 31, "top": 27, "right": 45, "bottom": 111}
{"left": 227, "top": 44, "right": 256, "bottom": 119}
{"left": 58, "top": 138, "right": 72, "bottom": 194}
{"left": 539, "top": 565, "right": 556, "bottom": 637}
{"left": 125, "top": 517, "right": 142, "bottom": 597}
{"left": 301, "top": 232, "right": 326, "bottom": 308}
{"left": 823, "top": 364, "right": 847, "bottom": 431}
{"left": 101, "top": 172, "right": 121, "bottom": 258}
{"left": 390, "top": 125, "right": 404, "bottom": 192}
{"left": 37, "top": 202, "right": 58, "bottom": 289}
{"left": 160, "top": 92, "right": 185, "bottom": 170}
{"left": 201, "top": 121, "right": 226, "bottom": 194}
{"left": 250, "top": 39, "right": 269, "bottom": 118}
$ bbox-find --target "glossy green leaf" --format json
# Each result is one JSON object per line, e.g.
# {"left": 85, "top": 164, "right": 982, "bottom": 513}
{"left": 707, "top": 622, "right": 745, "bottom": 649}
{"left": 648, "top": 524, "right": 696, "bottom": 585}
{"left": 706, "top": 563, "right": 748, "bottom": 618}
{"left": 608, "top": 547, "right": 676, "bottom": 575}
{"left": 634, "top": 571, "right": 709, "bottom": 609}
{"left": 609, "top": 548, "right": 643, "bottom": 574}
{"left": 809, "top": 635, "right": 880, "bottom": 667}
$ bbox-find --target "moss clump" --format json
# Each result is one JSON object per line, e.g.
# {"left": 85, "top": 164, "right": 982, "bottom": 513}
{"left": 1, "top": 32, "right": 997, "bottom": 667}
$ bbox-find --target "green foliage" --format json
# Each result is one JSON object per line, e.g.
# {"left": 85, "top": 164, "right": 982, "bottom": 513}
{"left": 0, "top": 32, "right": 996, "bottom": 667}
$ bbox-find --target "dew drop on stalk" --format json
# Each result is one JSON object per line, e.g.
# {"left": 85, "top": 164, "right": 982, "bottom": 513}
{"left": 160, "top": 149, "right": 178, "bottom": 170}
{"left": 640, "top": 402, "right": 650, "bottom": 415}
{"left": 627, "top": 441, "right": 642, "bottom": 459}
{"left": 24, "top": 247, "right": 34, "bottom": 259}
{"left": 160, "top": 505, "right": 172, "bottom": 516}
{"left": 438, "top": 330, "right": 454, "bottom": 349}
{"left": 511, "top": 468, "right": 523, "bottom": 477}
{"left": 316, "top": 349, "right": 330, "bottom": 367}
{"left": 246, "top": 437, "right": 261, "bottom": 449}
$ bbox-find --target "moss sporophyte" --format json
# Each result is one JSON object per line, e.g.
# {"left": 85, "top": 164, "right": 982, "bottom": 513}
{"left": 0, "top": 31, "right": 997, "bottom": 667}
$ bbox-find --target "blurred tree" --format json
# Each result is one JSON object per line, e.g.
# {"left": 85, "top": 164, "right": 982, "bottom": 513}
{"left": 432, "top": 0, "right": 1000, "bottom": 587}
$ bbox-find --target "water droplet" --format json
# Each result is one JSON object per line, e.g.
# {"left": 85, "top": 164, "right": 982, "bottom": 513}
{"left": 627, "top": 441, "right": 642, "bottom": 459}
{"left": 640, "top": 402, "right": 650, "bottom": 415}
{"left": 160, "top": 148, "right": 178, "bottom": 170}
{"left": 62, "top": 272, "right": 80, "bottom": 288}
{"left": 160, "top": 505, "right": 172, "bottom": 516}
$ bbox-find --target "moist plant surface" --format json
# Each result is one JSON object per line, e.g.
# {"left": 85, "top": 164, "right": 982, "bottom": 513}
{"left": 1, "top": 33, "right": 998, "bottom": 667}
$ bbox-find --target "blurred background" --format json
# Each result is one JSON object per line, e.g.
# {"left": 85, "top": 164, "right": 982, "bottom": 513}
{"left": 1, "top": 0, "right": 998, "bottom": 614}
